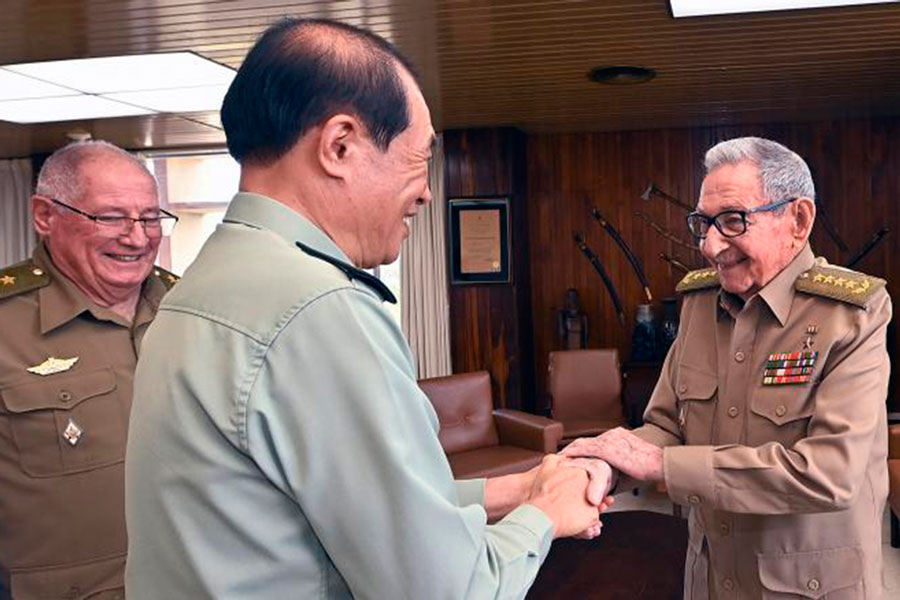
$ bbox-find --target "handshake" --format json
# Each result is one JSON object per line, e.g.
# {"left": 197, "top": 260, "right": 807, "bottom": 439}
{"left": 521, "top": 427, "right": 664, "bottom": 540}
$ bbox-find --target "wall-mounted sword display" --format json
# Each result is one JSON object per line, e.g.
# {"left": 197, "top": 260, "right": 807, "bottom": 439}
{"left": 641, "top": 182, "right": 694, "bottom": 212}
{"left": 815, "top": 200, "right": 849, "bottom": 254}
{"left": 634, "top": 210, "right": 701, "bottom": 254}
{"left": 573, "top": 232, "right": 627, "bottom": 328}
{"left": 659, "top": 252, "right": 690, "bottom": 274}
{"left": 846, "top": 227, "right": 889, "bottom": 268}
{"left": 591, "top": 207, "right": 653, "bottom": 302}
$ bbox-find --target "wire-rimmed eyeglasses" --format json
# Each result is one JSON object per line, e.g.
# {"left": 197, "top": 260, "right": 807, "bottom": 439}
{"left": 48, "top": 197, "right": 178, "bottom": 238}
{"left": 686, "top": 197, "right": 797, "bottom": 240}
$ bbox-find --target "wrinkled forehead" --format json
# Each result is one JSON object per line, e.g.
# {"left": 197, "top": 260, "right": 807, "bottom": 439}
{"left": 697, "top": 163, "right": 764, "bottom": 213}
{"left": 75, "top": 158, "right": 159, "bottom": 211}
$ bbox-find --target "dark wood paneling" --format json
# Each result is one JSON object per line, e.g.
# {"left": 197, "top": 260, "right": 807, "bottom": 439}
{"left": 443, "top": 128, "right": 534, "bottom": 411}
{"left": 526, "top": 117, "right": 900, "bottom": 411}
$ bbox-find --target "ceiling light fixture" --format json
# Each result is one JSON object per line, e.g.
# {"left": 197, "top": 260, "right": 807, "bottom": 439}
{"left": 670, "top": 0, "right": 896, "bottom": 18}
{"left": 588, "top": 66, "right": 656, "bottom": 85}
{"left": 0, "top": 52, "right": 235, "bottom": 124}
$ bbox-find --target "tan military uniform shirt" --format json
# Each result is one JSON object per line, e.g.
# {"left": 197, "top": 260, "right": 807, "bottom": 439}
{"left": 0, "top": 244, "right": 174, "bottom": 600}
{"left": 635, "top": 244, "right": 891, "bottom": 599}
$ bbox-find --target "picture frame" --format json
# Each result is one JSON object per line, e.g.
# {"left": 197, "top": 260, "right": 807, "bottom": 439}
{"left": 448, "top": 197, "right": 511, "bottom": 284}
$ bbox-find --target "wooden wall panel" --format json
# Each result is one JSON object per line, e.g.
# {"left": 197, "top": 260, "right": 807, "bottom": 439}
{"left": 526, "top": 117, "right": 900, "bottom": 411}
{"left": 443, "top": 128, "right": 534, "bottom": 411}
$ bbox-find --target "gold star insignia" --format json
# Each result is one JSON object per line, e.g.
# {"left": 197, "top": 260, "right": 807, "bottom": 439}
{"left": 833, "top": 277, "right": 846, "bottom": 288}
{"left": 813, "top": 273, "right": 825, "bottom": 282}
{"left": 823, "top": 275, "right": 835, "bottom": 285}
{"left": 0, "top": 275, "right": 14, "bottom": 286}
{"left": 852, "top": 279, "right": 870, "bottom": 295}
{"left": 166, "top": 274, "right": 177, "bottom": 283}
{"left": 844, "top": 280, "right": 858, "bottom": 290}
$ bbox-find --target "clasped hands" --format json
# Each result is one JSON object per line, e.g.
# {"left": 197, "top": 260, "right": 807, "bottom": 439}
{"left": 529, "top": 427, "right": 664, "bottom": 540}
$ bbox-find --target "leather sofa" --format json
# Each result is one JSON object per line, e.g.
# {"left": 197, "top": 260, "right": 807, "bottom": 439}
{"left": 418, "top": 371, "right": 563, "bottom": 479}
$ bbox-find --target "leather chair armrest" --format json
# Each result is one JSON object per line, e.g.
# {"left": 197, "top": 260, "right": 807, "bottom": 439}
{"left": 493, "top": 409, "right": 563, "bottom": 454}
{"left": 889, "top": 424, "right": 900, "bottom": 460}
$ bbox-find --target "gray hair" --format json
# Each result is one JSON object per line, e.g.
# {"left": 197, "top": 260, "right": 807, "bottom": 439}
{"left": 704, "top": 137, "right": 815, "bottom": 209}
{"left": 35, "top": 140, "right": 157, "bottom": 205}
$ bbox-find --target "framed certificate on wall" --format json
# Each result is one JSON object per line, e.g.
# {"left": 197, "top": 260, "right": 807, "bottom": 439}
{"left": 449, "top": 197, "right": 511, "bottom": 284}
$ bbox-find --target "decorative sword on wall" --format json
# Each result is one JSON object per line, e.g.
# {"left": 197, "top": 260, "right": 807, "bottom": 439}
{"left": 591, "top": 207, "right": 653, "bottom": 302}
{"left": 846, "top": 227, "right": 889, "bottom": 268}
{"left": 634, "top": 210, "right": 701, "bottom": 254}
{"left": 573, "top": 232, "right": 627, "bottom": 328}
{"left": 659, "top": 252, "right": 691, "bottom": 274}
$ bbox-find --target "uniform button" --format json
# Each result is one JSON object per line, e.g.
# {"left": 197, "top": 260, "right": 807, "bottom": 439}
{"left": 58, "top": 390, "right": 72, "bottom": 402}
{"left": 775, "top": 405, "right": 787, "bottom": 417}
{"left": 687, "top": 494, "right": 701, "bottom": 505}
{"left": 678, "top": 383, "right": 688, "bottom": 394}
{"left": 734, "top": 351, "right": 745, "bottom": 362}
{"left": 807, "top": 578, "right": 820, "bottom": 592}
{"left": 727, "top": 406, "right": 739, "bottom": 418}
{"left": 719, "top": 522, "right": 731, "bottom": 536}
{"left": 722, "top": 578, "right": 734, "bottom": 591}
{"left": 32, "top": 268, "right": 44, "bottom": 276}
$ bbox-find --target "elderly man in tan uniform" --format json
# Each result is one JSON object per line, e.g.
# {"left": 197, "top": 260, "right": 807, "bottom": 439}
{"left": 564, "top": 136, "right": 891, "bottom": 598}
{"left": 0, "top": 141, "right": 177, "bottom": 599}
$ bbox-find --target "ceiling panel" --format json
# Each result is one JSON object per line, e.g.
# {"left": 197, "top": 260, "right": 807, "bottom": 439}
{"left": 0, "top": 0, "right": 898, "bottom": 157}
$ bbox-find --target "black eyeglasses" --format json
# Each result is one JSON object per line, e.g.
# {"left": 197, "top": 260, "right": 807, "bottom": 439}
{"left": 48, "top": 197, "right": 178, "bottom": 238}
{"left": 686, "top": 197, "right": 797, "bottom": 240}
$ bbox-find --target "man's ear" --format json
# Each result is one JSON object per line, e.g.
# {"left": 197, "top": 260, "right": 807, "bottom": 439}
{"left": 32, "top": 195, "right": 53, "bottom": 237}
{"left": 317, "top": 113, "right": 365, "bottom": 179}
{"left": 793, "top": 197, "right": 816, "bottom": 242}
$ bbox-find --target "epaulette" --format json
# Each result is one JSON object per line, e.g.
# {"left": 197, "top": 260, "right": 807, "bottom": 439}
{"left": 295, "top": 241, "right": 397, "bottom": 304}
{"left": 795, "top": 263, "right": 885, "bottom": 308}
{"left": 676, "top": 268, "right": 720, "bottom": 293}
{"left": 152, "top": 266, "right": 180, "bottom": 291}
{"left": 0, "top": 259, "right": 51, "bottom": 300}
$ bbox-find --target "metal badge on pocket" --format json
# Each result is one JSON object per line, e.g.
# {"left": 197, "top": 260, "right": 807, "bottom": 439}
{"left": 26, "top": 356, "right": 79, "bottom": 376}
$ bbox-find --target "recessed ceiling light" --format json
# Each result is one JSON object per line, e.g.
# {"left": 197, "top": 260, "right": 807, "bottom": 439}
{"left": 588, "top": 66, "right": 656, "bottom": 85}
{"left": 0, "top": 70, "right": 77, "bottom": 101}
{"left": 0, "top": 95, "right": 153, "bottom": 124}
{"left": 0, "top": 51, "right": 235, "bottom": 123}
{"left": 670, "top": 0, "right": 896, "bottom": 18}
{"left": 103, "top": 85, "right": 230, "bottom": 113}
{"left": 5, "top": 52, "right": 235, "bottom": 94}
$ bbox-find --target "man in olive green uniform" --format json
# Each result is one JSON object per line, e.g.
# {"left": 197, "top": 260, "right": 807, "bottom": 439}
{"left": 0, "top": 141, "right": 177, "bottom": 599}
{"left": 564, "top": 137, "right": 891, "bottom": 598}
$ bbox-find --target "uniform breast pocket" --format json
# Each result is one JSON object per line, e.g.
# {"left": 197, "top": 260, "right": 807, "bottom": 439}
{"left": 749, "top": 383, "right": 815, "bottom": 448}
{"left": 675, "top": 364, "right": 718, "bottom": 445}
{"left": 0, "top": 367, "right": 125, "bottom": 477}
{"left": 758, "top": 546, "right": 863, "bottom": 599}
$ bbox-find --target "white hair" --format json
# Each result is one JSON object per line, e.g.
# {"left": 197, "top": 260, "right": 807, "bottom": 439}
{"left": 704, "top": 137, "right": 815, "bottom": 211}
{"left": 35, "top": 140, "right": 157, "bottom": 205}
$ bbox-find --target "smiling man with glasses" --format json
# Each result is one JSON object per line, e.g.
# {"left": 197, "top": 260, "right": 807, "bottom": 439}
{"left": 0, "top": 140, "right": 179, "bottom": 599}
{"left": 563, "top": 137, "right": 892, "bottom": 598}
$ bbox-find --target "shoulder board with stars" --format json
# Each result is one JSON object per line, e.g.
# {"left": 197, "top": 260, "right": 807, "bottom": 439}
{"left": 0, "top": 260, "right": 51, "bottom": 301}
{"left": 675, "top": 267, "right": 720, "bottom": 293}
{"left": 152, "top": 267, "right": 180, "bottom": 291}
{"left": 795, "top": 264, "right": 885, "bottom": 308}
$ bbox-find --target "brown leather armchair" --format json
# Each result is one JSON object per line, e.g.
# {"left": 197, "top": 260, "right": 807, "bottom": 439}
{"left": 418, "top": 371, "right": 563, "bottom": 479}
{"left": 547, "top": 349, "right": 627, "bottom": 447}
{"left": 889, "top": 424, "right": 900, "bottom": 548}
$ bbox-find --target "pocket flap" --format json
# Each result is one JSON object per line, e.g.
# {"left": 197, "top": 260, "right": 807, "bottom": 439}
{"left": 1, "top": 367, "right": 116, "bottom": 413}
{"left": 758, "top": 546, "right": 862, "bottom": 598}
{"left": 751, "top": 388, "right": 815, "bottom": 426}
{"left": 675, "top": 364, "right": 718, "bottom": 401}
{"left": 10, "top": 553, "right": 125, "bottom": 600}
